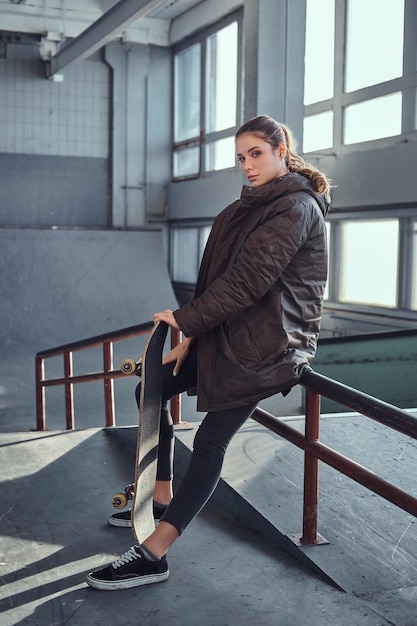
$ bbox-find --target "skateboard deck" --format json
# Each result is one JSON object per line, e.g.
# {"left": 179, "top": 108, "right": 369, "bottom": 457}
{"left": 129, "top": 321, "right": 168, "bottom": 544}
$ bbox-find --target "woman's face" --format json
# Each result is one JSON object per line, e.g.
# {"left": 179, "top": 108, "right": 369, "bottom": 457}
{"left": 236, "top": 132, "right": 288, "bottom": 187}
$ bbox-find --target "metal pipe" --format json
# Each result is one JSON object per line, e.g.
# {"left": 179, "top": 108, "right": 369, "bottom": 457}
{"left": 302, "top": 369, "right": 417, "bottom": 440}
{"left": 35, "top": 320, "right": 181, "bottom": 429}
{"left": 252, "top": 406, "right": 305, "bottom": 449}
{"left": 35, "top": 356, "right": 46, "bottom": 431}
{"left": 310, "top": 439, "right": 417, "bottom": 518}
{"left": 103, "top": 341, "right": 115, "bottom": 428}
{"left": 170, "top": 327, "right": 182, "bottom": 424}
{"left": 36, "top": 321, "right": 154, "bottom": 359}
{"left": 301, "top": 387, "right": 320, "bottom": 544}
{"left": 252, "top": 397, "right": 417, "bottom": 543}
{"left": 64, "top": 351, "right": 74, "bottom": 430}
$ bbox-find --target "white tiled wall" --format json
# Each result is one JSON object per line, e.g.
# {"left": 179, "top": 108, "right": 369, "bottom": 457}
{"left": 0, "top": 42, "right": 109, "bottom": 158}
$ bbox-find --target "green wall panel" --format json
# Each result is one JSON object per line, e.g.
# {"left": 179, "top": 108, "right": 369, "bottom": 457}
{"left": 309, "top": 330, "right": 417, "bottom": 413}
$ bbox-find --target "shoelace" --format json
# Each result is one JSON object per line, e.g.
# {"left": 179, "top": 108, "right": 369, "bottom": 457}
{"left": 112, "top": 546, "right": 141, "bottom": 569}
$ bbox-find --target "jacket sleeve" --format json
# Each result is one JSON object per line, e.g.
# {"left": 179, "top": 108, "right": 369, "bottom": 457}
{"left": 174, "top": 203, "right": 312, "bottom": 337}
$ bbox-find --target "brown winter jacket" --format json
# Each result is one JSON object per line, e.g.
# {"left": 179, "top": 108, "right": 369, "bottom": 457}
{"left": 174, "top": 172, "right": 329, "bottom": 412}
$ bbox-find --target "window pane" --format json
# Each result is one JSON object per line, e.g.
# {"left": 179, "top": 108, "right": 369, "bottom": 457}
{"left": 344, "top": 93, "right": 402, "bottom": 144}
{"left": 303, "top": 111, "right": 333, "bottom": 152}
{"left": 199, "top": 226, "right": 211, "bottom": 261}
{"left": 304, "top": 0, "right": 335, "bottom": 104}
{"left": 340, "top": 220, "right": 399, "bottom": 307}
{"left": 173, "top": 146, "right": 199, "bottom": 178}
{"left": 205, "top": 136, "right": 235, "bottom": 171}
{"left": 205, "top": 22, "right": 238, "bottom": 133}
{"left": 171, "top": 228, "right": 199, "bottom": 283}
{"left": 412, "top": 221, "right": 417, "bottom": 310}
{"left": 174, "top": 44, "right": 201, "bottom": 142}
{"left": 345, "top": 0, "right": 404, "bottom": 93}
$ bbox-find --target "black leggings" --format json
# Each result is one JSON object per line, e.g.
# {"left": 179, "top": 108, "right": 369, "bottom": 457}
{"left": 135, "top": 342, "right": 256, "bottom": 535}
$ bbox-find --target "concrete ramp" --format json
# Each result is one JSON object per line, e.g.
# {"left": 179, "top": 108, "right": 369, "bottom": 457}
{"left": 0, "top": 228, "right": 178, "bottom": 431}
{"left": 175, "top": 409, "right": 417, "bottom": 602}
{"left": 0, "top": 427, "right": 404, "bottom": 626}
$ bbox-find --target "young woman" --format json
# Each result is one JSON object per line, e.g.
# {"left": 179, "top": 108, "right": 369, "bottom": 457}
{"left": 87, "top": 115, "right": 331, "bottom": 590}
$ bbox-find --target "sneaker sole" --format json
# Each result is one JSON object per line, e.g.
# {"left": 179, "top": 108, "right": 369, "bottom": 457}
{"left": 86, "top": 569, "right": 169, "bottom": 590}
{"left": 108, "top": 517, "right": 162, "bottom": 528}
{"left": 107, "top": 516, "right": 132, "bottom": 528}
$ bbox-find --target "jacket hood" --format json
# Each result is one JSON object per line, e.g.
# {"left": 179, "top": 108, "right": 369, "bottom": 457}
{"left": 240, "top": 172, "right": 330, "bottom": 217}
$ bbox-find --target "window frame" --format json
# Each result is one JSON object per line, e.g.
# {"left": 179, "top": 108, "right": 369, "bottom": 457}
{"left": 303, "top": 0, "right": 417, "bottom": 156}
{"left": 325, "top": 207, "right": 417, "bottom": 319}
{"left": 171, "top": 9, "right": 243, "bottom": 181}
{"left": 304, "top": 0, "right": 417, "bottom": 321}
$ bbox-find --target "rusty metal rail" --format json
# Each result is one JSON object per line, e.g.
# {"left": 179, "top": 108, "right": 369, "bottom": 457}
{"left": 252, "top": 369, "right": 417, "bottom": 546}
{"left": 35, "top": 321, "right": 182, "bottom": 431}
{"left": 35, "top": 327, "right": 417, "bottom": 548}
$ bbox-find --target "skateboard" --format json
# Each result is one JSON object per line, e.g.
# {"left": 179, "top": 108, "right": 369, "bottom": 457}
{"left": 112, "top": 321, "right": 168, "bottom": 544}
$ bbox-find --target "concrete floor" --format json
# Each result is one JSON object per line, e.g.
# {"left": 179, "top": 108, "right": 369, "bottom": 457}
{"left": 1, "top": 390, "right": 417, "bottom": 625}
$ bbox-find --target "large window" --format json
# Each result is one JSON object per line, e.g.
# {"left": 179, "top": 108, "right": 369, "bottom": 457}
{"left": 303, "top": 0, "right": 414, "bottom": 153}
{"left": 173, "top": 44, "right": 201, "bottom": 177}
{"left": 303, "top": 111, "right": 333, "bottom": 153}
{"left": 339, "top": 220, "right": 399, "bottom": 307}
{"left": 344, "top": 0, "right": 404, "bottom": 93}
{"left": 304, "top": 0, "right": 335, "bottom": 106}
{"left": 171, "top": 225, "right": 211, "bottom": 284}
{"left": 325, "top": 211, "right": 417, "bottom": 314}
{"left": 172, "top": 13, "right": 241, "bottom": 179}
{"left": 343, "top": 93, "right": 402, "bottom": 145}
{"left": 304, "top": 0, "right": 417, "bottom": 318}
{"left": 412, "top": 221, "right": 417, "bottom": 311}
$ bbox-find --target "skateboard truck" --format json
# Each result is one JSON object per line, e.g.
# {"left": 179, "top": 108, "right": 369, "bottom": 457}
{"left": 112, "top": 483, "right": 135, "bottom": 509}
{"left": 120, "top": 356, "right": 143, "bottom": 376}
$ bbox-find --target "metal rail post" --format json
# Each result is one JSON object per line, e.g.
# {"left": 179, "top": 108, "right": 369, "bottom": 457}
{"left": 301, "top": 386, "right": 321, "bottom": 544}
{"left": 170, "top": 328, "right": 182, "bottom": 424}
{"left": 35, "top": 356, "right": 46, "bottom": 431}
{"left": 64, "top": 351, "right": 74, "bottom": 430}
{"left": 103, "top": 340, "right": 116, "bottom": 427}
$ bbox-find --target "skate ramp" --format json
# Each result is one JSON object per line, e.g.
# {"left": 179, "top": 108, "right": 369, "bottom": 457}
{"left": 175, "top": 409, "right": 417, "bottom": 600}
{"left": 0, "top": 228, "right": 178, "bottom": 432}
{"left": 0, "top": 426, "right": 408, "bottom": 626}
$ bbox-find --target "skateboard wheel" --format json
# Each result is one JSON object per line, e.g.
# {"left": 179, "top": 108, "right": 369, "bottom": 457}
{"left": 112, "top": 493, "right": 128, "bottom": 509}
{"left": 120, "top": 357, "right": 142, "bottom": 376}
{"left": 120, "top": 358, "right": 136, "bottom": 375}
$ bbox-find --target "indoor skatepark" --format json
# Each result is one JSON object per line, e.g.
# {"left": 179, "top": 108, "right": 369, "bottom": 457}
{"left": 1, "top": 1, "right": 417, "bottom": 624}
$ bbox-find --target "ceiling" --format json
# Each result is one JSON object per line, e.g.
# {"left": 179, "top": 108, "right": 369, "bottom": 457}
{"left": 0, "top": 0, "right": 207, "bottom": 75}
{"left": 0, "top": 0, "right": 205, "bottom": 46}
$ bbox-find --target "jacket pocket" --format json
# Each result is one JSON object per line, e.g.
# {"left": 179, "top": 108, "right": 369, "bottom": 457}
{"left": 224, "top": 320, "right": 263, "bottom": 368}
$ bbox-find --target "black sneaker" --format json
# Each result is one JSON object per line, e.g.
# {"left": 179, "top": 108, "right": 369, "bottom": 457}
{"left": 86, "top": 545, "right": 169, "bottom": 590}
{"left": 108, "top": 509, "right": 132, "bottom": 528}
{"left": 108, "top": 503, "right": 168, "bottom": 528}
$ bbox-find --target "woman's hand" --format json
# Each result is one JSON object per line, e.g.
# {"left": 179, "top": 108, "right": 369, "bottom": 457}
{"left": 152, "top": 309, "right": 180, "bottom": 330}
{"left": 162, "top": 337, "right": 194, "bottom": 376}
{"left": 153, "top": 309, "right": 192, "bottom": 375}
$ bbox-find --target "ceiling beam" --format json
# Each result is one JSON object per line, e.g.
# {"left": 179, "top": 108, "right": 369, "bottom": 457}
{"left": 46, "top": 0, "right": 165, "bottom": 77}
